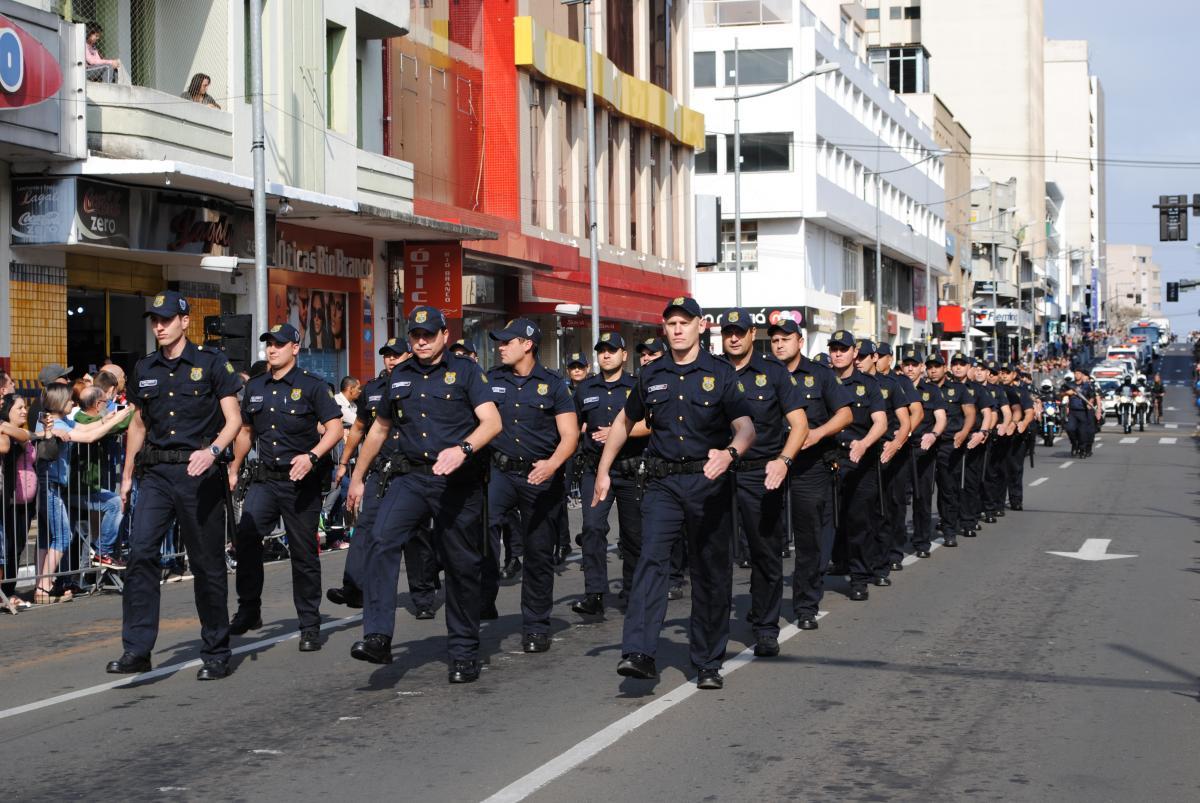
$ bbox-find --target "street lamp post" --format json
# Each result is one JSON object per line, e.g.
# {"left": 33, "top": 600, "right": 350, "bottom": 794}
{"left": 249, "top": 0, "right": 267, "bottom": 356}
{"left": 718, "top": 60, "right": 839, "bottom": 308}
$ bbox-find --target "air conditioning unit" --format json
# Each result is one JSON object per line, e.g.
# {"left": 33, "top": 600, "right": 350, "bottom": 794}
{"left": 841, "top": 290, "right": 859, "bottom": 307}
{"left": 941, "top": 284, "right": 960, "bottom": 303}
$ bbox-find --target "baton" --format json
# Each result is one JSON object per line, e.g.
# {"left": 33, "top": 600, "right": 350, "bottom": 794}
{"left": 480, "top": 462, "right": 490, "bottom": 559}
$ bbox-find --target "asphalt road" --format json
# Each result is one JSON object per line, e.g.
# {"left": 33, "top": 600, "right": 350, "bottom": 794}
{"left": 2, "top": 347, "right": 1197, "bottom": 802}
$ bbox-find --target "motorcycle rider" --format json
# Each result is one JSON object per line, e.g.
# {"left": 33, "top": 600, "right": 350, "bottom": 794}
{"left": 1149, "top": 373, "right": 1165, "bottom": 422}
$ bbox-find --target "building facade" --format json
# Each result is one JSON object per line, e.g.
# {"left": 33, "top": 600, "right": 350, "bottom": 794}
{"left": 1104, "top": 244, "right": 1161, "bottom": 328}
{"left": 386, "top": 0, "right": 701, "bottom": 371}
{"left": 691, "top": 0, "right": 946, "bottom": 353}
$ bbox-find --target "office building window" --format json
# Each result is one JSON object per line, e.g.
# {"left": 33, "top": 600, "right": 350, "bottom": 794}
{"left": 649, "top": 0, "right": 674, "bottom": 91}
{"left": 867, "top": 46, "right": 929, "bottom": 94}
{"left": 694, "top": 51, "right": 716, "bottom": 87}
{"left": 904, "top": 6, "right": 921, "bottom": 19}
{"left": 725, "top": 132, "right": 792, "bottom": 172}
{"left": 889, "top": 7, "right": 902, "bottom": 19}
{"left": 724, "top": 48, "right": 791, "bottom": 86}
{"left": 719, "top": 221, "right": 758, "bottom": 272}
{"left": 843, "top": 237, "right": 860, "bottom": 292}
{"left": 865, "top": 7, "right": 880, "bottom": 20}
{"left": 696, "top": 134, "right": 718, "bottom": 174}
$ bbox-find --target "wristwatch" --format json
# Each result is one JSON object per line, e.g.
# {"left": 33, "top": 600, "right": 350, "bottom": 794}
{"left": 458, "top": 440, "right": 474, "bottom": 456}
{"left": 209, "top": 444, "right": 221, "bottom": 458}
{"left": 777, "top": 454, "right": 793, "bottom": 468}
{"left": 726, "top": 446, "right": 740, "bottom": 462}
{"left": 306, "top": 451, "right": 319, "bottom": 464}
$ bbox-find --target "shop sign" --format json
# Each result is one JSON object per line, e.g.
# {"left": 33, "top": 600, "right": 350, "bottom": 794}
{"left": 702, "top": 307, "right": 806, "bottom": 330}
{"left": 560, "top": 316, "right": 620, "bottom": 332}
{"left": 0, "top": 14, "right": 62, "bottom": 110}
{"left": 75, "top": 179, "right": 129, "bottom": 247}
{"left": 403, "top": 242, "right": 462, "bottom": 319}
{"left": 274, "top": 223, "right": 372, "bottom": 278}
{"left": 11, "top": 177, "right": 71, "bottom": 244}
{"left": 147, "top": 193, "right": 256, "bottom": 256}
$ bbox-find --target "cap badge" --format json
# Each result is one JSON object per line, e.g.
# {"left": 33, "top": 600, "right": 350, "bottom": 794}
{"left": 387, "top": 338, "right": 397, "bottom": 346}
{"left": 153, "top": 294, "right": 165, "bottom": 307}
{"left": 271, "top": 324, "right": 283, "bottom": 332}
{"left": 600, "top": 333, "right": 611, "bottom": 342}
{"left": 525, "top": 325, "right": 534, "bottom": 337}
{"left": 672, "top": 296, "right": 685, "bottom": 306}
{"left": 414, "top": 310, "right": 428, "bottom": 324}
{"left": 728, "top": 311, "right": 740, "bottom": 323}
{"left": 178, "top": 298, "right": 187, "bottom": 311}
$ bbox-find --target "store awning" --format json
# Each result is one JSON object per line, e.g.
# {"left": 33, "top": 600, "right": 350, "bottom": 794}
{"left": 21, "top": 158, "right": 498, "bottom": 243}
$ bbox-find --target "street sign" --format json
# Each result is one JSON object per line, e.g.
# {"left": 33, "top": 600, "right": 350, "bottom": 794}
{"left": 1046, "top": 538, "right": 1137, "bottom": 561}
{"left": 1158, "top": 194, "right": 1188, "bottom": 241}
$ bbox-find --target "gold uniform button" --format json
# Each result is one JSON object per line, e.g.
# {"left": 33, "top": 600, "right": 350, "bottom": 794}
{"left": 169, "top": 429, "right": 175, "bottom": 435}
{"left": 169, "top": 411, "right": 175, "bottom": 416}
{"left": 168, "top": 391, "right": 174, "bottom": 397}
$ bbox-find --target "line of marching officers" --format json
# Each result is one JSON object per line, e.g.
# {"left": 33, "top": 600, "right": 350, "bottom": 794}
{"left": 104, "top": 293, "right": 1037, "bottom": 688}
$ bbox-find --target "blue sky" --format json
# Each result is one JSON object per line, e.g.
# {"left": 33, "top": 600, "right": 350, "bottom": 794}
{"left": 1045, "top": 0, "right": 1200, "bottom": 335}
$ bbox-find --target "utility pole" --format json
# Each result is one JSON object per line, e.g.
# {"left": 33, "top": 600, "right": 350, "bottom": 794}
{"left": 582, "top": 0, "right": 600, "bottom": 358}
{"left": 249, "top": 0, "right": 268, "bottom": 358}
{"left": 733, "top": 39, "right": 742, "bottom": 306}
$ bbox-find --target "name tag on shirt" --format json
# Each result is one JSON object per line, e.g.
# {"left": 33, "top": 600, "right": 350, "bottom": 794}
{"left": 583, "top": 396, "right": 600, "bottom": 404}
{"left": 491, "top": 386, "right": 506, "bottom": 394}
{"left": 139, "top": 379, "right": 158, "bottom": 388}
{"left": 249, "top": 395, "right": 264, "bottom": 403}
{"left": 391, "top": 381, "right": 412, "bottom": 388}
{"left": 648, "top": 383, "right": 668, "bottom": 393}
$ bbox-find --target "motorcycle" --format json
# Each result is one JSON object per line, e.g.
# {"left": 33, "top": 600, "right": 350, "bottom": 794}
{"left": 1039, "top": 399, "right": 1061, "bottom": 447}
{"left": 1132, "top": 387, "right": 1149, "bottom": 432}
{"left": 1117, "top": 386, "right": 1135, "bottom": 434}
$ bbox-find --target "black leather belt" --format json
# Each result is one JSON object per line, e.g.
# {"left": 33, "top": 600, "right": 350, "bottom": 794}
{"left": 735, "top": 457, "right": 773, "bottom": 471}
{"left": 138, "top": 448, "right": 192, "bottom": 466}
{"left": 492, "top": 452, "right": 542, "bottom": 475}
{"left": 642, "top": 457, "right": 708, "bottom": 479}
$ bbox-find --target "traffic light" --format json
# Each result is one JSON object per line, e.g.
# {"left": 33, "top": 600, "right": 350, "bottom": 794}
{"left": 1167, "top": 282, "right": 1179, "bottom": 302}
{"left": 1158, "top": 195, "right": 1188, "bottom": 241}
{"left": 204, "top": 314, "right": 252, "bottom": 371}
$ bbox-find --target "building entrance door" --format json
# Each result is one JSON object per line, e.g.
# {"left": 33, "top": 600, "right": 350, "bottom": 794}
{"left": 67, "top": 289, "right": 146, "bottom": 377}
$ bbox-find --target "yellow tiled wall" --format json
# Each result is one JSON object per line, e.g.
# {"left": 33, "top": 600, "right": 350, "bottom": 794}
{"left": 10, "top": 264, "right": 67, "bottom": 383}
{"left": 186, "top": 296, "right": 221, "bottom": 344}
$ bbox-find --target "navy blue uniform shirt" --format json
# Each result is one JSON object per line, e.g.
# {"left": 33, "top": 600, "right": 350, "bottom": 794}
{"left": 914, "top": 378, "right": 947, "bottom": 438}
{"left": 378, "top": 352, "right": 493, "bottom": 463}
{"left": 965, "top": 380, "right": 993, "bottom": 432}
{"left": 834, "top": 369, "right": 886, "bottom": 445}
{"left": 788, "top": 356, "right": 852, "bottom": 429}
{"left": 936, "top": 377, "right": 974, "bottom": 435}
{"left": 489, "top": 362, "right": 575, "bottom": 461}
{"left": 131, "top": 340, "right": 242, "bottom": 451}
{"left": 355, "top": 372, "right": 403, "bottom": 459}
{"left": 874, "top": 371, "right": 910, "bottom": 438}
{"left": 624, "top": 348, "right": 750, "bottom": 462}
{"left": 241, "top": 365, "right": 342, "bottom": 468}
{"left": 575, "top": 372, "right": 643, "bottom": 460}
{"left": 732, "top": 352, "right": 807, "bottom": 460}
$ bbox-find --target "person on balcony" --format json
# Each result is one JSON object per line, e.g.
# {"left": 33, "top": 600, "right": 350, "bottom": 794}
{"left": 181, "top": 73, "right": 222, "bottom": 109}
{"left": 84, "top": 22, "right": 124, "bottom": 84}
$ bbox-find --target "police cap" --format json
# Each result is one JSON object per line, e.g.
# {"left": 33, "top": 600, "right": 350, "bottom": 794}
{"left": 259, "top": 323, "right": 300, "bottom": 344}
{"left": 144, "top": 290, "right": 190, "bottom": 318}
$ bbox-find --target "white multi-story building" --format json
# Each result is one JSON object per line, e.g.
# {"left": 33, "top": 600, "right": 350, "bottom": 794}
{"left": 1105, "top": 245, "right": 1161, "bottom": 325}
{"left": 690, "top": 0, "right": 946, "bottom": 352}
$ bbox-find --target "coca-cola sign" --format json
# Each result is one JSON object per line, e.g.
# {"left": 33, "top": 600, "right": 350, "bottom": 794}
{"left": 75, "top": 180, "right": 129, "bottom": 247}
{"left": 11, "top": 178, "right": 71, "bottom": 244}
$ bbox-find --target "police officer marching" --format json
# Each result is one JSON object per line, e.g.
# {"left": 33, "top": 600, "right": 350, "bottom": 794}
{"left": 573, "top": 333, "right": 646, "bottom": 616}
{"left": 106, "top": 290, "right": 243, "bottom": 681}
{"left": 227, "top": 324, "right": 344, "bottom": 650}
{"left": 1000, "top": 364, "right": 1035, "bottom": 510}
{"left": 719, "top": 309, "right": 810, "bottom": 657}
{"left": 876, "top": 342, "right": 925, "bottom": 574}
{"left": 482, "top": 318, "right": 578, "bottom": 653}
{"left": 346, "top": 306, "right": 501, "bottom": 683}
{"left": 769, "top": 320, "right": 852, "bottom": 629}
{"left": 858, "top": 339, "right": 912, "bottom": 584}
{"left": 899, "top": 347, "right": 946, "bottom": 558}
{"left": 928, "top": 352, "right": 976, "bottom": 549}
{"left": 827, "top": 332, "right": 888, "bottom": 601}
{"left": 981, "top": 361, "right": 1014, "bottom": 521}
{"left": 594, "top": 296, "right": 754, "bottom": 689}
{"left": 958, "top": 359, "right": 996, "bottom": 538}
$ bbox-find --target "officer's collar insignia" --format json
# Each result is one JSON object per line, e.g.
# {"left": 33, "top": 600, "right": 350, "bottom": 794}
{"left": 922, "top": 392, "right": 930, "bottom": 401}
{"left": 755, "top": 373, "right": 767, "bottom": 387}
{"left": 444, "top": 371, "right": 457, "bottom": 384}
{"left": 805, "top": 375, "right": 815, "bottom": 387}
{"left": 271, "top": 324, "right": 283, "bottom": 332}
{"left": 728, "top": 311, "right": 740, "bottom": 323}
{"left": 153, "top": 294, "right": 165, "bottom": 307}
{"left": 856, "top": 385, "right": 865, "bottom": 397}
{"left": 291, "top": 388, "right": 302, "bottom": 401}
{"left": 882, "top": 388, "right": 889, "bottom": 398}
{"left": 225, "top": 362, "right": 234, "bottom": 374}
{"left": 701, "top": 376, "right": 715, "bottom": 392}
{"left": 790, "top": 375, "right": 798, "bottom": 386}
{"left": 601, "top": 333, "right": 611, "bottom": 342}
{"left": 190, "top": 367, "right": 203, "bottom": 381}
{"left": 625, "top": 389, "right": 631, "bottom": 397}
{"left": 537, "top": 382, "right": 549, "bottom": 396}
{"left": 414, "top": 310, "right": 428, "bottom": 324}
{"left": 737, "top": 381, "right": 745, "bottom": 392}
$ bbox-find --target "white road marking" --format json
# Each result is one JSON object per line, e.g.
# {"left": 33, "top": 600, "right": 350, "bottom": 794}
{"left": 1167, "top": 406, "right": 1177, "bottom": 411}
{"left": 0, "top": 613, "right": 364, "bottom": 722}
{"left": 1164, "top": 423, "right": 1178, "bottom": 429}
{"left": 1159, "top": 437, "right": 1178, "bottom": 445}
{"left": 1059, "top": 460, "right": 1074, "bottom": 469}
{"left": 1029, "top": 477, "right": 1048, "bottom": 487}
{"left": 251, "top": 749, "right": 282, "bottom": 755}
{"left": 485, "top": 538, "right": 953, "bottom": 802}
{"left": 338, "top": 716, "right": 361, "bottom": 721}
{"left": 1095, "top": 443, "right": 1104, "bottom": 449}
{"left": 1119, "top": 437, "right": 1138, "bottom": 444}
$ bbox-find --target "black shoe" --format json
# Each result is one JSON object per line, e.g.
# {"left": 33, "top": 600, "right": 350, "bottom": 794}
{"left": 736, "top": 559, "right": 751, "bottom": 569}
{"left": 574, "top": 533, "right": 583, "bottom": 547}
{"left": 228, "top": 609, "right": 262, "bottom": 636}
{"left": 448, "top": 659, "right": 481, "bottom": 684}
{"left": 571, "top": 593, "right": 604, "bottom": 616}
{"left": 667, "top": 584, "right": 685, "bottom": 601}
{"left": 196, "top": 659, "right": 230, "bottom": 681}
{"left": 414, "top": 608, "right": 436, "bottom": 620}
{"left": 973, "top": 523, "right": 983, "bottom": 531}
{"left": 849, "top": 586, "right": 869, "bottom": 601}
{"left": 499, "top": 557, "right": 522, "bottom": 580}
{"left": 781, "top": 547, "right": 791, "bottom": 558}
{"left": 616, "top": 653, "right": 657, "bottom": 680}
{"left": 479, "top": 602, "right": 499, "bottom": 621}
{"left": 298, "top": 628, "right": 322, "bottom": 652}
{"left": 797, "top": 615, "right": 819, "bottom": 631}
{"left": 1010, "top": 502, "right": 1023, "bottom": 511}
{"left": 557, "top": 545, "right": 572, "bottom": 563}
{"left": 943, "top": 535, "right": 958, "bottom": 547}
{"left": 522, "top": 633, "right": 551, "bottom": 653}
{"left": 350, "top": 634, "right": 393, "bottom": 664}
{"left": 983, "top": 515, "right": 997, "bottom": 524}
{"left": 888, "top": 561, "right": 904, "bottom": 572}
{"left": 871, "top": 576, "right": 892, "bottom": 587}
{"left": 753, "top": 635, "right": 780, "bottom": 657}
{"left": 326, "top": 586, "right": 363, "bottom": 608}
{"left": 106, "top": 652, "right": 151, "bottom": 674}
{"left": 550, "top": 549, "right": 564, "bottom": 567}
{"left": 915, "top": 549, "right": 932, "bottom": 559}
{"left": 961, "top": 528, "right": 977, "bottom": 538}
{"left": 696, "top": 668, "right": 724, "bottom": 690}
{"left": 995, "top": 509, "right": 1006, "bottom": 517}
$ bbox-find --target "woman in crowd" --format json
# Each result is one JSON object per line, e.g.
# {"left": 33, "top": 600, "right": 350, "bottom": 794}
{"left": 33, "top": 385, "right": 132, "bottom": 604}
{"left": 1, "top": 394, "right": 35, "bottom": 613}
{"left": 181, "top": 73, "right": 222, "bottom": 109}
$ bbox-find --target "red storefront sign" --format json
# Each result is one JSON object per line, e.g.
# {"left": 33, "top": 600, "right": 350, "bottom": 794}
{"left": 937, "top": 305, "right": 965, "bottom": 334}
{"left": 559, "top": 316, "right": 620, "bottom": 332}
{"left": 0, "top": 15, "right": 62, "bottom": 109}
{"left": 403, "top": 242, "right": 463, "bottom": 319}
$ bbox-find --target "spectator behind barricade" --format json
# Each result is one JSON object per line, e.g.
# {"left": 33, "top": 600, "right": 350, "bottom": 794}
{"left": 74, "top": 386, "right": 131, "bottom": 566}
{"left": 34, "top": 384, "right": 133, "bottom": 603}
{"left": 181, "top": 72, "right": 222, "bottom": 109}
{"left": 334, "top": 376, "right": 360, "bottom": 427}
{"left": 0, "top": 371, "right": 14, "bottom": 396}
{"left": 84, "top": 22, "right": 124, "bottom": 84}
{"left": 1, "top": 393, "right": 35, "bottom": 612}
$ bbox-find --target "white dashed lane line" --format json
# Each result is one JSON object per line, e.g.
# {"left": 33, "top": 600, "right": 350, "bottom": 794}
{"left": 1029, "top": 477, "right": 1048, "bottom": 487}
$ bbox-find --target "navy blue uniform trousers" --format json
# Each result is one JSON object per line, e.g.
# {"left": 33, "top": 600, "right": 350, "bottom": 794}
{"left": 734, "top": 467, "right": 785, "bottom": 637}
{"left": 984, "top": 436, "right": 1010, "bottom": 512}
{"left": 578, "top": 470, "right": 642, "bottom": 595}
{"left": 910, "top": 446, "right": 937, "bottom": 552}
{"left": 363, "top": 471, "right": 483, "bottom": 660}
{"left": 235, "top": 473, "right": 322, "bottom": 629}
{"left": 960, "top": 441, "right": 986, "bottom": 530}
{"left": 122, "top": 463, "right": 230, "bottom": 662}
{"left": 622, "top": 473, "right": 733, "bottom": 670}
{"left": 876, "top": 448, "right": 906, "bottom": 577}
{"left": 1006, "top": 432, "right": 1027, "bottom": 505}
{"left": 934, "top": 438, "right": 965, "bottom": 535}
{"left": 482, "top": 466, "right": 564, "bottom": 635}
{"left": 838, "top": 455, "right": 882, "bottom": 588}
{"left": 789, "top": 457, "right": 832, "bottom": 618}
